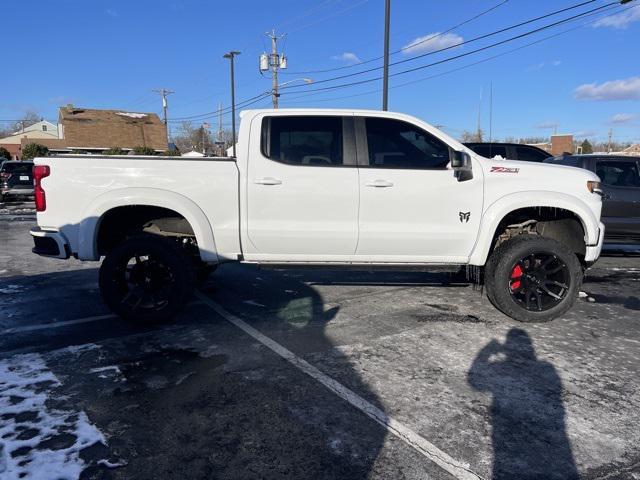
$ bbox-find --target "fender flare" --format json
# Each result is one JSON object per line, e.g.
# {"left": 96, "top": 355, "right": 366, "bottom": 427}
{"left": 468, "top": 191, "right": 600, "bottom": 266}
{"left": 78, "top": 187, "right": 218, "bottom": 262}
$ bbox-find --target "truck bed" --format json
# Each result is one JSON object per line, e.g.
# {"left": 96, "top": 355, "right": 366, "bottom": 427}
{"left": 34, "top": 155, "right": 241, "bottom": 261}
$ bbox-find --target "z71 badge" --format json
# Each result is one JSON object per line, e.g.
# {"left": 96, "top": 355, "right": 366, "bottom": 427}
{"left": 490, "top": 166, "right": 520, "bottom": 173}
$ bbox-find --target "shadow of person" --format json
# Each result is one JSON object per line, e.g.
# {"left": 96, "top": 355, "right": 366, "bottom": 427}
{"left": 468, "top": 328, "right": 579, "bottom": 480}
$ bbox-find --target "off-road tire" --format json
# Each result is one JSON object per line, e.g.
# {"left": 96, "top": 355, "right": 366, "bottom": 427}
{"left": 99, "top": 234, "right": 195, "bottom": 324}
{"left": 485, "top": 235, "right": 583, "bottom": 323}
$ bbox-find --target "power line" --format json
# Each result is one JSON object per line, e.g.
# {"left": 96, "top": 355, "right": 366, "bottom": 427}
{"left": 280, "top": 4, "right": 633, "bottom": 106}
{"left": 281, "top": 0, "right": 614, "bottom": 93}
{"left": 278, "top": 1, "right": 621, "bottom": 96}
{"left": 284, "top": 0, "right": 511, "bottom": 76}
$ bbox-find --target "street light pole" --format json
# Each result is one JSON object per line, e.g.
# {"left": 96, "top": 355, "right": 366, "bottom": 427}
{"left": 382, "top": 0, "right": 391, "bottom": 111}
{"left": 223, "top": 51, "right": 241, "bottom": 158}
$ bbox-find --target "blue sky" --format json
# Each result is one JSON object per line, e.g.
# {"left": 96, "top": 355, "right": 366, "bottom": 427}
{"left": 2, "top": 0, "right": 639, "bottom": 143}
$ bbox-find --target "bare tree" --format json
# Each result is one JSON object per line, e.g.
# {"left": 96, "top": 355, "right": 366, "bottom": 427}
{"left": 12, "top": 110, "right": 42, "bottom": 133}
{"left": 172, "top": 121, "right": 233, "bottom": 156}
{"left": 460, "top": 129, "right": 484, "bottom": 142}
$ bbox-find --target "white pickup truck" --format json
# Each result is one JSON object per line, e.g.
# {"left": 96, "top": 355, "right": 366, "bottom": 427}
{"left": 31, "top": 109, "right": 604, "bottom": 323}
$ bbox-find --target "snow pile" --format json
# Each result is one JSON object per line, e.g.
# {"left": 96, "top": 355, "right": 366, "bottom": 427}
{"left": 115, "top": 112, "right": 147, "bottom": 119}
{"left": 0, "top": 353, "right": 106, "bottom": 479}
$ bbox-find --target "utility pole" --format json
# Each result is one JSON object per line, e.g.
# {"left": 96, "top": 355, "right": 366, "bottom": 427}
{"left": 476, "top": 88, "right": 483, "bottom": 142}
{"left": 261, "top": 30, "right": 287, "bottom": 108}
{"left": 216, "top": 102, "right": 224, "bottom": 156}
{"left": 153, "top": 88, "right": 174, "bottom": 145}
{"left": 607, "top": 128, "right": 613, "bottom": 153}
{"left": 202, "top": 123, "right": 210, "bottom": 154}
{"left": 382, "top": 0, "right": 391, "bottom": 111}
{"left": 489, "top": 82, "right": 493, "bottom": 144}
{"left": 223, "top": 51, "right": 241, "bottom": 158}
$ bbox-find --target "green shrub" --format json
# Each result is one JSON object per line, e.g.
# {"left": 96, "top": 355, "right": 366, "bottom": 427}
{"left": 103, "top": 147, "right": 127, "bottom": 155}
{"left": 21, "top": 143, "right": 49, "bottom": 160}
{"left": 163, "top": 148, "right": 181, "bottom": 156}
{"left": 0, "top": 146, "right": 11, "bottom": 160}
{"left": 132, "top": 146, "right": 157, "bottom": 156}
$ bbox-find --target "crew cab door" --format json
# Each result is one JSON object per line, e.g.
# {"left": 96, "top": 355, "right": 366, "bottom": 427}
{"left": 595, "top": 159, "right": 640, "bottom": 241}
{"left": 355, "top": 116, "right": 483, "bottom": 262}
{"left": 245, "top": 114, "right": 359, "bottom": 260}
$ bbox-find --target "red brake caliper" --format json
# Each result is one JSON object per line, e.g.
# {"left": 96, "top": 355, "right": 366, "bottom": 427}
{"left": 510, "top": 264, "right": 523, "bottom": 291}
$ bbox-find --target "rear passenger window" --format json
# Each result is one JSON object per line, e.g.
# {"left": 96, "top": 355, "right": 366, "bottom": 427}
{"left": 516, "top": 146, "right": 547, "bottom": 162}
{"left": 365, "top": 117, "right": 450, "bottom": 169}
{"left": 472, "top": 145, "right": 507, "bottom": 159}
{"left": 596, "top": 161, "right": 640, "bottom": 187}
{"left": 262, "top": 116, "right": 343, "bottom": 166}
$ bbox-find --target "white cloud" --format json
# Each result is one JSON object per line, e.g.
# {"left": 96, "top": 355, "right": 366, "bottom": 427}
{"left": 331, "top": 52, "right": 361, "bottom": 64}
{"left": 574, "top": 130, "right": 596, "bottom": 138}
{"left": 574, "top": 77, "right": 640, "bottom": 101}
{"left": 610, "top": 113, "right": 637, "bottom": 124}
{"left": 593, "top": 7, "right": 640, "bottom": 29}
{"left": 402, "top": 32, "right": 463, "bottom": 55}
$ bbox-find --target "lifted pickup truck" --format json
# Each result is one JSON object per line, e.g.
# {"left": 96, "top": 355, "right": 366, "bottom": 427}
{"left": 31, "top": 109, "right": 604, "bottom": 323}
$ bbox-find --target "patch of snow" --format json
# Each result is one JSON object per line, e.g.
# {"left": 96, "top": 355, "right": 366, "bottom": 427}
{"left": 0, "top": 285, "right": 23, "bottom": 294}
{"left": 0, "top": 353, "right": 106, "bottom": 479}
{"left": 243, "top": 300, "right": 266, "bottom": 307}
{"left": 97, "top": 458, "right": 127, "bottom": 468}
{"left": 579, "top": 291, "right": 588, "bottom": 298}
{"left": 59, "top": 343, "right": 101, "bottom": 356}
{"left": 115, "top": 112, "right": 147, "bottom": 119}
{"left": 89, "top": 365, "right": 121, "bottom": 375}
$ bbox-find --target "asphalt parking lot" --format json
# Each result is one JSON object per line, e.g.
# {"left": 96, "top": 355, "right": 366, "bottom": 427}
{"left": 1, "top": 213, "right": 640, "bottom": 479}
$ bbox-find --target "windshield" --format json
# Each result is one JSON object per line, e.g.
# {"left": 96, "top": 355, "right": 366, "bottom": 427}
{"left": 1, "top": 162, "right": 33, "bottom": 174}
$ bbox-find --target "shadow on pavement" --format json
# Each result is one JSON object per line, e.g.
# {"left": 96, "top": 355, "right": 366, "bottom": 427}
{"left": 2, "top": 264, "right": 391, "bottom": 479}
{"left": 468, "top": 328, "right": 578, "bottom": 480}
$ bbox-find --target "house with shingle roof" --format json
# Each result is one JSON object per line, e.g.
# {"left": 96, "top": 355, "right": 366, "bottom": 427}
{"left": 20, "top": 105, "right": 168, "bottom": 156}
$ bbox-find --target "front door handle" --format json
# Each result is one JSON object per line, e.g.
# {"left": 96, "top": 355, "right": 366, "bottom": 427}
{"left": 365, "top": 179, "right": 394, "bottom": 188}
{"left": 254, "top": 177, "right": 282, "bottom": 185}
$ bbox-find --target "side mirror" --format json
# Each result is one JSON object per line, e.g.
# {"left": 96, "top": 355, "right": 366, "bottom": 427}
{"left": 452, "top": 151, "right": 472, "bottom": 170}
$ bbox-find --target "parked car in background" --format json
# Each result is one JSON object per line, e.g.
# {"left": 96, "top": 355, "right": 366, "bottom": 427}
{"left": 464, "top": 142, "right": 551, "bottom": 162}
{"left": 545, "top": 154, "right": 640, "bottom": 245}
{"left": 0, "top": 161, "right": 35, "bottom": 202}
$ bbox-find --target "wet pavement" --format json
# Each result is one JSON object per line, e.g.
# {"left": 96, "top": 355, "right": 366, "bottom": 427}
{"left": 1, "top": 217, "right": 639, "bottom": 479}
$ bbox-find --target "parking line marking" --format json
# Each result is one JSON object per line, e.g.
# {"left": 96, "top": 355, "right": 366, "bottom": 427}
{"left": 195, "top": 291, "right": 481, "bottom": 480}
{"left": 1, "top": 314, "right": 116, "bottom": 334}
{"left": 1, "top": 300, "right": 204, "bottom": 336}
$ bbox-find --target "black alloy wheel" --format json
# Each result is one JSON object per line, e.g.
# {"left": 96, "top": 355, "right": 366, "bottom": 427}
{"left": 508, "top": 252, "right": 571, "bottom": 312}
{"left": 485, "top": 235, "right": 583, "bottom": 323}
{"left": 99, "top": 235, "right": 194, "bottom": 324}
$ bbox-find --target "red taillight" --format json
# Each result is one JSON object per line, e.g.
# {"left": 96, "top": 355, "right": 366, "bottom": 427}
{"left": 33, "top": 165, "right": 50, "bottom": 212}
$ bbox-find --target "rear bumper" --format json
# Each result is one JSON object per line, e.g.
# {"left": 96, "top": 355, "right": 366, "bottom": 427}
{"left": 30, "top": 227, "right": 70, "bottom": 259}
{"left": 1, "top": 186, "right": 34, "bottom": 196}
{"left": 584, "top": 222, "right": 605, "bottom": 262}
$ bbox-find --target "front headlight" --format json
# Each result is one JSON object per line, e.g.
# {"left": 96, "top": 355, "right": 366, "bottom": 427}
{"left": 587, "top": 180, "right": 603, "bottom": 195}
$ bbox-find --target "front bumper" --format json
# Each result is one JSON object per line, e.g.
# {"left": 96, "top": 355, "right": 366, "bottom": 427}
{"left": 30, "top": 227, "right": 70, "bottom": 259}
{"left": 584, "top": 222, "right": 605, "bottom": 262}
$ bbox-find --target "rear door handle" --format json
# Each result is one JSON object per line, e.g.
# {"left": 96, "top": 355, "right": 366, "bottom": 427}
{"left": 254, "top": 177, "right": 282, "bottom": 185}
{"left": 365, "top": 179, "right": 394, "bottom": 188}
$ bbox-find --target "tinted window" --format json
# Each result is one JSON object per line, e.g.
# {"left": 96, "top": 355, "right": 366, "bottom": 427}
{"left": 596, "top": 161, "right": 640, "bottom": 187}
{"left": 516, "top": 146, "right": 548, "bottom": 162}
{"left": 470, "top": 145, "right": 508, "bottom": 159}
{"left": 365, "top": 118, "right": 449, "bottom": 169}
{"left": 543, "top": 156, "right": 581, "bottom": 167}
{"left": 263, "top": 116, "right": 343, "bottom": 166}
{"left": 1, "top": 162, "right": 33, "bottom": 174}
